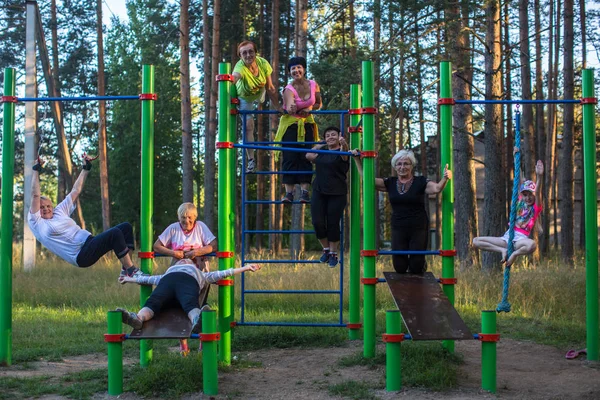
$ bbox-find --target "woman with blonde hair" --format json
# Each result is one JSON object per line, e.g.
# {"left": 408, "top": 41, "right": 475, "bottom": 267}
{"left": 353, "top": 149, "right": 451, "bottom": 274}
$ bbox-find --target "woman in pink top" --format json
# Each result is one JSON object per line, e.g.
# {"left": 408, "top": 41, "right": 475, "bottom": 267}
{"left": 274, "top": 56, "right": 322, "bottom": 204}
{"left": 473, "top": 148, "right": 544, "bottom": 267}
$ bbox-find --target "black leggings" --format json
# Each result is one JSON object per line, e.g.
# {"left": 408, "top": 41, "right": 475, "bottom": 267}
{"left": 391, "top": 226, "right": 428, "bottom": 274}
{"left": 144, "top": 272, "right": 201, "bottom": 315}
{"left": 311, "top": 190, "right": 346, "bottom": 242}
{"left": 281, "top": 123, "right": 314, "bottom": 185}
{"left": 76, "top": 222, "right": 134, "bottom": 268}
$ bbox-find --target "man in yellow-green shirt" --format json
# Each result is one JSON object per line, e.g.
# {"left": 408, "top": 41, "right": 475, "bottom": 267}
{"left": 233, "top": 40, "right": 281, "bottom": 173}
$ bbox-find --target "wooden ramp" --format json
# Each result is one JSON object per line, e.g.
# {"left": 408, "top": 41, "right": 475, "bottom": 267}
{"left": 127, "top": 285, "right": 209, "bottom": 340}
{"left": 383, "top": 271, "right": 472, "bottom": 341}
{"left": 127, "top": 307, "right": 195, "bottom": 339}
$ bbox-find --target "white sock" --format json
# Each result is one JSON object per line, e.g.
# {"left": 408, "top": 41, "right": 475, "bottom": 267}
{"left": 188, "top": 308, "right": 201, "bottom": 323}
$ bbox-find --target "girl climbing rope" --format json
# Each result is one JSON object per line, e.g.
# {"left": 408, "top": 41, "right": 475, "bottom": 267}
{"left": 472, "top": 147, "right": 544, "bottom": 268}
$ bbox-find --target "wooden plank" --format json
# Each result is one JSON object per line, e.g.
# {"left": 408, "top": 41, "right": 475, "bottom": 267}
{"left": 383, "top": 271, "right": 472, "bottom": 341}
{"left": 127, "top": 307, "right": 194, "bottom": 339}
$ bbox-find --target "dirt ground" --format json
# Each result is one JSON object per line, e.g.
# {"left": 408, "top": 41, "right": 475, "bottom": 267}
{"left": 2, "top": 339, "right": 600, "bottom": 399}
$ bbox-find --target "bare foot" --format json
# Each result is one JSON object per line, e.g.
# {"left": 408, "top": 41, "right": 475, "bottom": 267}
{"left": 501, "top": 249, "right": 507, "bottom": 264}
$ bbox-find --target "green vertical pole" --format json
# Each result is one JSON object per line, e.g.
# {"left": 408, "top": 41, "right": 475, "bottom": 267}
{"left": 107, "top": 311, "right": 123, "bottom": 395}
{"left": 217, "top": 63, "right": 233, "bottom": 365}
{"left": 481, "top": 311, "right": 497, "bottom": 393}
{"left": 0, "top": 68, "right": 16, "bottom": 366}
{"left": 385, "top": 310, "right": 402, "bottom": 391}
{"left": 202, "top": 310, "right": 219, "bottom": 396}
{"left": 140, "top": 64, "right": 155, "bottom": 367}
{"left": 362, "top": 61, "right": 377, "bottom": 358}
{"left": 228, "top": 84, "right": 237, "bottom": 337}
{"left": 348, "top": 84, "right": 362, "bottom": 340}
{"left": 439, "top": 61, "right": 455, "bottom": 353}
{"left": 581, "top": 69, "right": 598, "bottom": 362}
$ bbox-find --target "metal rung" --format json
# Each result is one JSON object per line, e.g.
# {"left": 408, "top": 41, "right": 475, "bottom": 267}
{"left": 244, "top": 289, "right": 340, "bottom": 294}
{"left": 251, "top": 171, "right": 315, "bottom": 175}
{"left": 243, "top": 259, "right": 322, "bottom": 264}
{"left": 244, "top": 200, "right": 311, "bottom": 205}
{"left": 244, "top": 230, "right": 315, "bottom": 234}
{"left": 236, "top": 321, "right": 347, "bottom": 327}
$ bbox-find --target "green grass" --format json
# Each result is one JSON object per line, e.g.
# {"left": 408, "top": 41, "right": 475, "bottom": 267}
{"left": 1, "top": 247, "right": 593, "bottom": 398}
{"left": 328, "top": 380, "right": 380, "bottom": 400}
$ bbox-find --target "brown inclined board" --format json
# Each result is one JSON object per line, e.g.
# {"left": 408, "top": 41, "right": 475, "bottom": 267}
{"left": 127, "top": 285, "right": 210, "bottom": 340}
{"left": 127, "top": 307, "right": 194, "bottom": 339}
{"left": 383, "top": 271, "right": 472, "bottom": 341}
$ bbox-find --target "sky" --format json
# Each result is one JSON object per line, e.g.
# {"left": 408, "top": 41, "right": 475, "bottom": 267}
{"left": 102, "top": 0, "right": 128, "bottom": 27}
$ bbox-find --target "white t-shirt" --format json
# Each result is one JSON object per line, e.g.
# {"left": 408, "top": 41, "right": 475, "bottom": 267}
{"left": 28, "top": 194, "right": 92, "bottom": 266}
{"left": 157, "top": 221, "right": 216, "bottom": 269}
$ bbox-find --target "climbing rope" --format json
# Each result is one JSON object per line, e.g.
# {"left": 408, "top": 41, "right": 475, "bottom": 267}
{"left": 497, "top": 105, "right": 521, "bottom": 313}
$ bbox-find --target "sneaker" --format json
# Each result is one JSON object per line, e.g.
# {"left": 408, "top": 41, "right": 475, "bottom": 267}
{"left": 246, "top": 158, "right": 256, "bottom": 173}
{"left": 328, "top": 253, "right": 339, "bottom": 268}
{"left": 116, "top": 308, "right": 143, "bottom": 330}
{"left": 319, "top": 249, "right": 330, "bottom": 263}
{"left": 191, "top": 305, "right": 211, "bottom": 334}
{"left": 300, "top": 190, "right": 310, "bottom": 203}
{"left": 281, "top": 192, "right": 294, "bottom": 203}
{"left": 120, "top": 266, "right": 145, "bottom": 279}
{"left": 179, "top": 339, "right": 190, "bottom": 357}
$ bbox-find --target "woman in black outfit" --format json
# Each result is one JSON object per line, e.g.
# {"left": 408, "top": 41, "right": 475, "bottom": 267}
{"left": 306, "top": 127, "right": 349, "bottom": 268}
{"left": 353, "top": 149, "right": 451, "bottom": 274}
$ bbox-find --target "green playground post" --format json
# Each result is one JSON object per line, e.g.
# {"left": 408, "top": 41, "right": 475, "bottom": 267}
{"left": 140, "top": 65, "right": 155, "bottom": 367}
{"left": 202, "top": 310, "right": 219, "bottom": 395}
{"left": 348, "top": 83, "right": 362, "bottom": 340}
{"left": 481, "top": 311, "right": 497, "bottom": 393}
{"left": 217, "top": 62, "right": 234, "bottom": 365}
{"left": 439, "top": 61, "right": 456, "bottom": 353}
{"left": 385, "top": 310, "right": 402, "bottom": 391}
{"left": 581, "top": 69, "right": 598, "bottom": 362}
{"left": 0, "top": 68, "right": 16, "bottom": 366}
{"left": 107, "top": 311, "right": 124, "bottom": 395}
{"left": 228, "top": 83, "right": 238, "bottom": 340}
{"left": 361, "top": 61, "right": 377, "bottom": 358}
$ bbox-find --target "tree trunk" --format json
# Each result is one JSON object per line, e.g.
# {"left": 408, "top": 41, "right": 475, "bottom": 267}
{"left": 552, "top": 0, "right": 561, "bottom": 248}
{"left": 374, "top": 0, "right": 382, "bottom": 247}
{"left": 447, "top": 0, "right": 478, "bottom": 269}
{"left": 559, "top": 0, "right": 574, "bottom": 262}
{"left": 349, "top": 1, "right": 356, "bottom": 59}
{"left": 269, "top": 0, "right": 281, "bottom": 254}
{"left": 534, "top": 0, "right": 547, "bottom": 254}
{"left": 541, "top": 0, "right": 555, "bottom": 255}
{"left": 481, "top": 0, "right": 505, "bottom": 271}
{"left": 503, "top": 0, "right": 514, "bottom": 220}
{"left": 38, "top": 2, "right": 85, "bottom": 229}
{"left": 518, "top": 0, "right": 536, "bottom": 177}
{"left": 180, "top": 0, "right": 193, "bottom": 203}
{"left": 202, "top": 0, "right": 210, "bottom": 214}
{"left": 96, "top": 0, "right": 110, "bottom": 230}
{"left": 204, "top": 0, "right": 221, "bottom": 229}
{"left": 295, "top": 0, "right": 308, "bottom": 57}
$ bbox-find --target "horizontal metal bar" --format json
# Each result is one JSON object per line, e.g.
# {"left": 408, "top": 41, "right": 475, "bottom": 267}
{"left": 154, "top": 252, "right": 216, "bottom": 257}
{"left": 251, "top": 171, "right": 315, "bottom": 175}
{"left": 244, "top": 230, "right": 315, "bottom": 234}
{"left": 253, "top": 141, "right": 322, "bottom": 145}
{"left": 242, "top": 259, "right": 322, "bottom": 264}
{"left": 238, "top": 109, "right": 349, "bottom": 115}
{"left": 377, "top": 278, "right": 387, "bottom": 283}
{"left": 378, "top": 250, "right": 441, "bottom": 255}
{"left": 244, "top": 290, "right": 340, "bottom": 294}
{"left": 454, "top": 99, "right": 580, "bottom": 105}
{"left": 17, "top": 95, "right": 140, "bottom": 102}
{"left": 244, "top": 200, "right": 311, "bottom": 205}
{"left": 236, "top": 321, "right": 347, "bottom": 327}
{"left": 235, "top": 143, "right": 354, "bottom": 156}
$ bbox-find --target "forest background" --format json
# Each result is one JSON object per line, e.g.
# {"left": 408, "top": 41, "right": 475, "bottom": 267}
{"left": 0, "top": 0, "right": 599, "bottom": 270}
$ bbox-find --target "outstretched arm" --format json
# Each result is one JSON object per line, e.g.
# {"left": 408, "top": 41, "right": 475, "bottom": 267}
{"left": 30, "top": 159, "right": 43, "bottom": 215}
{"left": 534, "top": 160, "right": 544, "bottom": 207}
{"left": 68, "top": 155, "right": 93, "bottom": 204}
{"left": 351, "top": 152, "right": 385, "bottom": 191}
{"left": 265, "top": 75, "right": 282, "bottom": 111}
{"left": 425, "top": 164, "right": 452, "bottom": 194}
